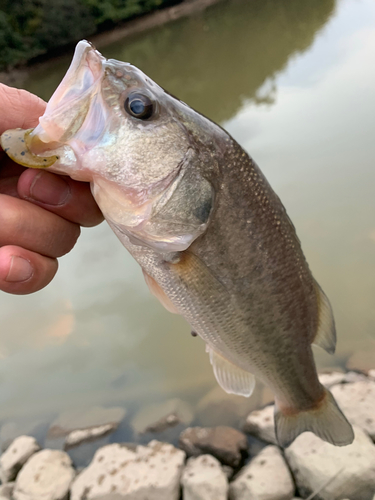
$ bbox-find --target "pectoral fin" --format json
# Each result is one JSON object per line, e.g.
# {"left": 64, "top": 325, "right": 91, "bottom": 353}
{"left": 312, "top": 282, "right": 336, "bottom": 355}
{"left": 206, "top": 345, "right": 255, "bottom": 397}
{"left": 142, "top": 270, "right": 179, "bottom": 314}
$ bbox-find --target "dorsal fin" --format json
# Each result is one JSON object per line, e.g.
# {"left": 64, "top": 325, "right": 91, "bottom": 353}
{"left": 312, "top": 282, "right": 336, "bottom": 355}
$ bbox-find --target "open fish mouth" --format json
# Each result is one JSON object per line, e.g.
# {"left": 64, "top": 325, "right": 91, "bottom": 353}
{"left": 30, "top": 40, "right": 106, "bottom": 148}
{"left": 0, "top": 40, "right": 111, "bottom": 175}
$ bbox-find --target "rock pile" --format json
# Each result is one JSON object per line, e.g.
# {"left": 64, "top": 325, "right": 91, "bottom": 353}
{"left": 0, "top": 370, "right": 374, "bottom": 500}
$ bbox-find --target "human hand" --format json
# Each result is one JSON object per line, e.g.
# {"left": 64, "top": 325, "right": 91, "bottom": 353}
{"left": 0, "top": 83, "right": 103, "bottom": 294}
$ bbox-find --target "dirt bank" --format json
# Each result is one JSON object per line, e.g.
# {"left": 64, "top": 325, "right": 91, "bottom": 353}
{"left": 0, "top": 0, "right": 223, "bottom": 88}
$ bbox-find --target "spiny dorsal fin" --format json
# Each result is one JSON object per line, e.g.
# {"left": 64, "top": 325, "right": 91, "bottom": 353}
{"left": 206, "top": 345, "right": 255, "bottom": 397}
{"left": 312, "top": 281, "right": 336, "bottom": 355}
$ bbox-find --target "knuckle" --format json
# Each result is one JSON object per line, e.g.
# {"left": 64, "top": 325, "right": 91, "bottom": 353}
{"left": 57, "top": 223, "right": 81, "bottom": 256}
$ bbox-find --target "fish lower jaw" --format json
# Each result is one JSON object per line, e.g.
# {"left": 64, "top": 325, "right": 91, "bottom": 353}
{"left": 44, "top": 146, "right": 91, "bottom": 182}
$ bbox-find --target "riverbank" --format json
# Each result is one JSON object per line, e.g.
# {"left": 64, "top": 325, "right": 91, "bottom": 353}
{"left": 0, "top": 0, "right": 223, "bottom": 88}
{"left": 0, "top": 369, "right": 374, "bottom": 499}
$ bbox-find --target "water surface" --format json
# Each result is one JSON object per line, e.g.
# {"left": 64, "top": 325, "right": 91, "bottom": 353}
{"left": 1, "top": 0, "right": 374, "bottom": 451}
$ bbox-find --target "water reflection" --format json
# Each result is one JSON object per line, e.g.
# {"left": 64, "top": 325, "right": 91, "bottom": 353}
{"left": 104, "top": 0, "right": 336, "bottom": 123}
{"left": 1, "top": 0, "right": 375, "bottom": 462}
{"left": 23, "top": 0, "right": 336, "bottom": 123}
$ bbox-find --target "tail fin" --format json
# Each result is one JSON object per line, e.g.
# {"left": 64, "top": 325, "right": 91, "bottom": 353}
{"left": 274, "top": 387, "right": 354, "bottom": 447}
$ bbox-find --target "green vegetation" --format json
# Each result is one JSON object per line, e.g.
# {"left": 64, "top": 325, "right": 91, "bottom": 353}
{"left": 0, "top": 0, "right": 182, "bottom": 70}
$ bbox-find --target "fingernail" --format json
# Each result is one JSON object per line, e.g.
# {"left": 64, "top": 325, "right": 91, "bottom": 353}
{"left": 6, "top": 256, "right": 34, "bottom": 282}
{"left": 29, "top": 171, "right": 71, "bottom": 206}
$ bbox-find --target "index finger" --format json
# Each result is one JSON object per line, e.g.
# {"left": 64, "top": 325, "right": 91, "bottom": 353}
{"left": 18, "top": 169, "right": 104, "bottom": 228}
{"left": 0, "top": 84, "right": 46, "bottom": 134}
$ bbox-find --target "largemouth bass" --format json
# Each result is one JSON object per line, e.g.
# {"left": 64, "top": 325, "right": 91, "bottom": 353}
{"left": 1, "top": 41, "right": 354, "bottom": 447}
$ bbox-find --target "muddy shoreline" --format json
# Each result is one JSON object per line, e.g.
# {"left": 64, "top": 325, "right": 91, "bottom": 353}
{"left": 0, "top": 0, "right": 223, "bottom": 88}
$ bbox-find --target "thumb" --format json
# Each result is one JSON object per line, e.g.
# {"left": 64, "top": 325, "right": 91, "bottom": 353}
{"left": 0, "top": 84, "right": 46, "bottom": 134}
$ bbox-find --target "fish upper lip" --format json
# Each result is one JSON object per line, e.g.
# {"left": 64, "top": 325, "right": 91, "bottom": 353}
{"left": 65, "top": 40, "right": 104, "bottom": 83}
{"left": 29, "top": 41, "right": 105, "bottom": 148}
{"left": 47, "top": 40, "right": 105, "bottom": 108}
{"left": 81, "top": 41, "right": 105, "bottom": 80}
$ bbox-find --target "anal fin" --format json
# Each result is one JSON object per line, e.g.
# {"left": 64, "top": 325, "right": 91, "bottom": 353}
{"left": 206, "top": 345, "right": 255, "bottom": 397}
{"left": 312, "top": 281, "right": 336, "bottom": 355}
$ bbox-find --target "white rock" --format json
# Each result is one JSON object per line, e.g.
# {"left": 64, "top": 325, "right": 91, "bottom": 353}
{"left": 318, "top": 371, "right": 346, "bottom": 388}
{"left": 0, "top": 436, "right": 40, "bottom": 482}
{"left": 222, "top": 465, "right": 234, "bottom": 480}
{"left": 318, "top": 370, "right": 368, "bottom": 388}
{"left": 331, "top": 380, "right": 375, "bottom": 439}
{"left": 0, "top": 482, "right": 15, "bottom": 500}
{"left": 48, "top": 406, "right": 126, "bottom": 439}
{"left": 229, "top": 445, "right": 294, "bottom": 500}
{"left": 181, "top": 454, "right": 228, "bottom": 500}
{"left": 285, "top": 426, "right": 375, "bottom": 500}
{"left": 13, "top": 449, "right": 75, "bottom": 500}
{"left": 343, "top": 371, "right": 368, "bottom": 383}
{"left": 70, "top": 440, "right": 185, "bottom": 500}
{"left": 368, "top": 369, "right": 375, "bottom": 381}
{"left": 243, "top": 405, "right": 277, "bottom": 444}
{"left": 64, "top": 423, "right": 116, "bottom": 450}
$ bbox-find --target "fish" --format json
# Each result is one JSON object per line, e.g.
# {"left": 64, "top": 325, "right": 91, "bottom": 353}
{"left": 1, "top": 40, "right": 354, "bottom": 447}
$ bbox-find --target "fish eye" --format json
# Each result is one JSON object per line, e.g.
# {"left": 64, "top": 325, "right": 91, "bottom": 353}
{"left": 124, "top": 93, "right": 153, "bottom": 120}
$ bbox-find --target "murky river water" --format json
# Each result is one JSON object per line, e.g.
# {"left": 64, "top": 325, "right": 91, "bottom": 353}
{"left": 0, "top": 0, "right": 374, "bottom": 456}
